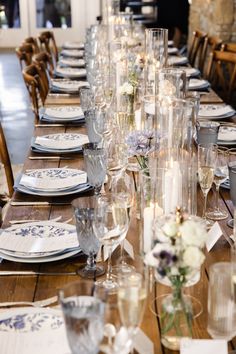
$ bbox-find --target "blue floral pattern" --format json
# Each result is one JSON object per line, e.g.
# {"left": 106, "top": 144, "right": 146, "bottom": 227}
{"left": 41, "top": 133, "right": 84, "bottom": 142}
{"left": 24, "top": 168, "right": 83, "bottom": 179}
{"left": 3, "top": 223, "right": 75, "bottom": 239}
{"left": 0, "top": 313, "right": 63, "bottom": 333}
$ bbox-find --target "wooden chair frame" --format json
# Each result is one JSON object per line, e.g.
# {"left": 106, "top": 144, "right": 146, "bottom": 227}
{"left": 38, "top": 31, "right": 58, "bottom": 69}
{"left": 0, "top": 122, "right": 14, "bottom": 197}
{"left": 188, "top": 30, "right": 207, "bottom": 69}
{"left": 15, "top": 43, "right": 34, "bottom": 70}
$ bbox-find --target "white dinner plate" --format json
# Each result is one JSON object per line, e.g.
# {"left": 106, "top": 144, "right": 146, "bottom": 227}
{"left": 168, "top": 56, "right": 188, "bottom": 66}
{"left": 168, "top": 47, "right": 178, "bottom": 55}
{"left": 54, "top": 67, "right": 87, "bottom": 79}
{"left": 198, "top": 104, "right": 235, "bottom": 119}
{"left": 39, "top": 106, "right": 84, "bottom": 122}
{"left": 60, "top": 49, "right": 84, "bottom": 58}
{"left": 62, "top": 41, "right": 84, "bottom": 49}
{"left": 51, "top": 79, "right": 89, "bottom": 93}
{"left": 188, "top": 79, "right": 210, "bottom": 90}
{"left": 32, "top": 133, "right": 89, "bottom": 151}
{"left": 59, "top": 58, "right": 85, "bottom": 67}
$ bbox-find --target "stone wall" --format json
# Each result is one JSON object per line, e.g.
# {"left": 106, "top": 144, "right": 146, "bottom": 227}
{"left": 189, "top": 0, "right": 236, "bottom": 43}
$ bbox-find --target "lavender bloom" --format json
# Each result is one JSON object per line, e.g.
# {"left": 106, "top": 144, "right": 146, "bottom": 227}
{"left": 126, "top": 130, "right": 160, "bottom": 157}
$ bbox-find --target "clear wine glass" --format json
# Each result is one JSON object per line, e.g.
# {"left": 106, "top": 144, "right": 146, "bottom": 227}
{"left": 206, "top": 147, "right": 229, "bottom": 220}
{"left": 111, "top": 172, "right": 135, "bottom": 270}
{"left": 227, "top": 148, "right": 236, "bottom": 229}
{"left": 107, "top": 140, "right": 128, "bottom": 189}
{"left": 198, "top": 143, "right": 217, "bottom": 227}
{"left": 93, "top": 194, "right": 129, "bottom": 291}
{"left": 82, "top": 143, "right": 107, "bottom": 195}
{"left": 72, "top": 197, "right": 105, "bottom": 279}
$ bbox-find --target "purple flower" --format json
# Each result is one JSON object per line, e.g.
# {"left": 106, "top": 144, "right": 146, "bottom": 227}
{"left": 126, "top": 130, "right": 160, "bottom": 157}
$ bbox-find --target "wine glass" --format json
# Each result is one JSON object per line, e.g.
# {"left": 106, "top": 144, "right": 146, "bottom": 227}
{"left": 82, "top": 143, "right": 107, "bottom": 195}
{"left": 59, "top": 280, "right": 106, "bottom": 354}
{"left": 72, "top": 197, "right": 105, "bottom": 279}
{"left": 228, "top": 148, "right": 236, "bottom": 228}
{"left": 107, "top": 140, "right": 128, "bottom": 188}
{"left": 93, "top": 195, "right": 129, "bottom": 291}
{"left": 111, "top": 172, "right": 135, "bottom": 270}
{"left": 117, "top": 256, "right": 148, "bottom": 343}
{"left": 206, "top": 147, "right": 229, "bottom": 220}
{"left": 197, "top": 144, "right": 217, "bottom": 227}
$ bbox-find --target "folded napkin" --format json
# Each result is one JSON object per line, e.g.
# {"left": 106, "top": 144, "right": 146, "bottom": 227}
{"left": 199, "top": 104, "right": 235, "bottom": 117}
{"left": 55, "top": 67, "right": 86, "bottom": 76}
{"left": 59, "top": 58, "right": 85, "bottom": 67}
{"left": 19, "top": 168, "right": 87, "bottom": 191}
{"left": 168, "top": 47, "right": 178, "bottom": 54}
{"left": 44, "top": 106, "right": 83, "bottom": 119}
{"left": 218, "top": 126, "right": 236, "bottom": 141}
{"left": 35, "top": 133, "right": 89, "bottom": 149}
{"left": 183, "top": 67, "right": 200, "bottom": 77}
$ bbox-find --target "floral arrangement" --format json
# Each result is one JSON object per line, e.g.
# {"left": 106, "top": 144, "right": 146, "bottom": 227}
{"left": 145, "top": 210, "right": 207, "bottom": 288}
{"left": 126, "top": 130, "right": 160, "bottom": 171}
{"left": 119, "top": 71, "right": 139, "bottom": 115}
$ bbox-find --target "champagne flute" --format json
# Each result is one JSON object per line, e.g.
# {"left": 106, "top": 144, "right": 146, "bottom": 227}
{"left": 93, "top": 195, "right": 129, "bottom": 291}
{"left": 117, "top": 256, "right": 148, "bottom": 343}
{"left": 206, "top": 147, "right": 229, "bottom": 220}
{"left": 198, "top": 144, "right": 217, "bottom": 227}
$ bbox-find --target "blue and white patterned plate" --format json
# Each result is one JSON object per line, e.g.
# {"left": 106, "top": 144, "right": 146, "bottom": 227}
{"left": 31, "top": 133, "right": 88, "bottom": 153}
{"left": 0, "top": 308, "right": 71, "bottom": 353}
{"left": 39, "top": 106, "right": 84, "bottom": 122}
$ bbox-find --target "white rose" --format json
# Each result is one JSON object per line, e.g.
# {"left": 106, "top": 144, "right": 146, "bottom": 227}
{"left": 125, "top": 83, "right": 134, "bottom": 95}
{"left": 180, "top": 220, "right": 207, "bottom": 248}
{"left": 183, "top": 246, "right": 205, "bottom": 268}
{"left": 162, "top": 222, "right": 178, "bottom": 237}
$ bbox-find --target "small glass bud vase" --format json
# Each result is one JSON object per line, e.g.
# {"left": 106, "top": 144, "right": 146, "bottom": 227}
{"left": 126, "top": 94, "right": 135, "bottom": 130}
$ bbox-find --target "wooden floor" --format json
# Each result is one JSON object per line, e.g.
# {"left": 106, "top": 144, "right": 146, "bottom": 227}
{"left": 0, "top": 49, "right": 34, "bottom": 164}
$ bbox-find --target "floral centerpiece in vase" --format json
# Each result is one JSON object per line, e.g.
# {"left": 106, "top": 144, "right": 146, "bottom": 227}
{"left": 119, "top": 71, "right": 138, "bottom": 128}
{"left": 145, "top": 208, "right": 207, "bottom": 351}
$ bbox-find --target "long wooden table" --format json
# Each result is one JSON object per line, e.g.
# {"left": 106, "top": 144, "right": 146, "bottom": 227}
{"left": 0, "top": 90, "right": 235, "bottom": 353}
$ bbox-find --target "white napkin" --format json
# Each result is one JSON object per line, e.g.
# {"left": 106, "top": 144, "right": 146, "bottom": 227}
{"left": 59, "top": 58, "right": 85, "bottom": 67}
{"left": 180, "top": 339, "right": 227, "bottom": 354}
{"left": 0, "top": 221, "right": 78, "bottom": 253}
{"left": 188, "top": 79, "right": 209, "bottom": 89}
{"left": 199, "top": 104, "right": 235, "bottom": 117}
{"left": 44, "top": 106, "right": 83, "bottom": 119}
{"left": 56, "top": 67, "right": 86, "bottom": 77}
{"left": 19, "top": 168, "right": 87, "bottom": 191}
{"left": 35, "top": 133, "right": 89, "bottom": 149}
{"left": 183, "top": 67, "right": 199, "bottom": 77}
{"left": 218, "top": 126, "right": 236, "bottom": 141}
{"left": 168, "top": 47, "right": 178, "bottom": 54}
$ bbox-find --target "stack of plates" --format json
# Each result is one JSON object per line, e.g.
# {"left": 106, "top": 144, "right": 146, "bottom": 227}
{"left": 62, "top": 41, "right": 84, "bottom": 50}
{"left": 60, "top": 49, "right": 84, "bottom": 58}
{"left": 188, "top": 79, "right": 210, "bottom": 90}
{"left": 51, "top": 79, "right": 89, "bottom": 93}
{"left": 168, "top": 47, "right": 178, "bottom": 55}
{"left": 218, "top": 126, "right": 236, "bottom": 146}
{"left": 59, "top": 57, "right": 85, "bottom": 68}
{"left": 0, "top": 308, "right": 70, "bottom": 353}
{"left": 15, "top": 168, "right": 91, "bottom": 197}
{"left": 168, "top": 56, "right": 188, "bottom": 66}
{"left": 198, "top": 104, "right": 235, "bottom": 119}
{"left": 39, "top": 106, "right": 84, "bottom": 123}
{"left": 31, "top": 133, "right": 89, "bottom": 153}
{"left": 54, "top": 67, "right": 86, "bottom": 79}
{"left": 0, "top": 221, "right": 81, "bottom": 263}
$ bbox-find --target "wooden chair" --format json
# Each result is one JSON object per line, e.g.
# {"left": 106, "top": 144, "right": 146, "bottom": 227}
{"left": 24, "top": 37, "right": 40, "bottom": 54}
{"left": 38, "top": 31, "right": 58, "bottom": 69}
{"left": 22, "top": 64, "right": 48, "bottom": 120}
{"left": 0, "top": 122, "right": 14, "bottom": 198}
{"left": 206, "top": 50, "right": 236, "bottom": 103}
{"left": 200, "top": 35, "right": 222, "bottom": 77}
{"left": 15, "top": 43, "right": 34, "bottom": 70}
{"left": 221, "top": 42, "right": 236, "bottom": 53}
{"left": 32, "top": 51, "right": 54, "bottom": 94}
{"left": 188, "top": 30, "right": 207, "bottom": 69}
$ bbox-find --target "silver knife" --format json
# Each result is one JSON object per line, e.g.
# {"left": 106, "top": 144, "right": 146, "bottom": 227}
{"left": 0, "top": 271, "right": 77, "bottom": 276}
{"left": 28, "top": 156, "right": 77, "bottom": 160}
{"left": 11, "top": 201, "right": 71, "bottom": 206}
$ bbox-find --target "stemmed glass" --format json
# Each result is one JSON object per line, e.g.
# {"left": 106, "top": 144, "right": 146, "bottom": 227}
{"left": 93, "top": 195, "right": 129, "bottom": 291}
{"left": 206, "top": 147, "right": 229, "bottom": 220}
{"left": 72, "top": 197, "right": 105, "bottom": 278}
{"left": 117, "top": 256, "right": 148, "bottom": 345}
{"left": 83, "top": 143, "right": 107, "bottom": 195}
{"left": 198, "top": 144, "right": 217, "bottom": 227}
{"left": 228, "top": 149, "right": 236, "bottom": 229}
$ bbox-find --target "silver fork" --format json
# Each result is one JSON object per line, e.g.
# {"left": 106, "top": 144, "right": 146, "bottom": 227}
{"left": 0, "top": 295, "right": 58, "bottom": 308}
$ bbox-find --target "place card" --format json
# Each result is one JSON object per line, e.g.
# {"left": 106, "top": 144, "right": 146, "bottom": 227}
{"left": 133, "top": 328, "right": 154, "bottom": 354}
{"left": 124, "top": 239, "right": 134, "bottom": 259}
{"left": 206, "top": 222, "right": 223, "bottom": 251}
{"left": 180, "top": 338, "right": 227, "bottom": 354}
